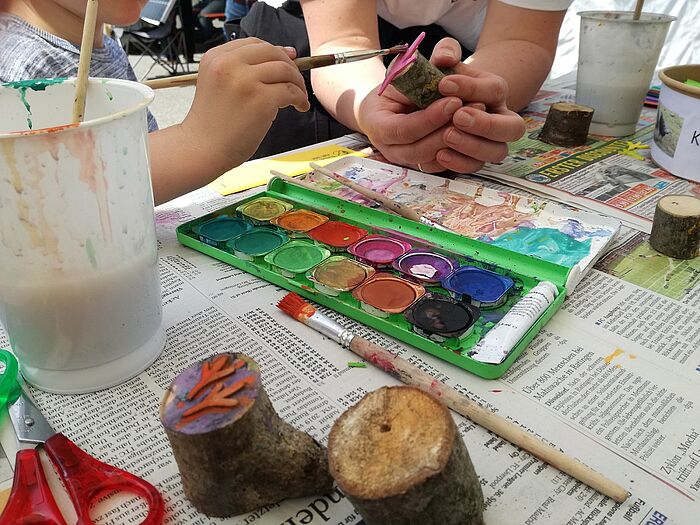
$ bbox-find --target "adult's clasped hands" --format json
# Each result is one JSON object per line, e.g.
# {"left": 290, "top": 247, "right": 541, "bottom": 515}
{"left": 357, "top": 38, "right": 526, "bottom": 174}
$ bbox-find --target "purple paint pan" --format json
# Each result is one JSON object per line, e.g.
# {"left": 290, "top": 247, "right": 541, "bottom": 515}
{"left": 392, "top": 250, "right": 458, "bottom": 284}
{"left": 348, "top": 235, "right": 412, "bottom": 267}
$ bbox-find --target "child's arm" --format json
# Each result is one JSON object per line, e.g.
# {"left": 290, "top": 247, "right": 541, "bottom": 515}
{"left": 149, "top": 39, "right": 309, "bottom": 205}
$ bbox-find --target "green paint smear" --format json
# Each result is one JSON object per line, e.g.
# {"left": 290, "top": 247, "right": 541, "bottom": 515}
{"left": 2, "top": 78, "right": 67, "bottom": 130}
{"left": 491, "top": 227, "right": 591, "bottom": 268}
{"left": 85, "top": 238, "right": 97, "bottom": 269}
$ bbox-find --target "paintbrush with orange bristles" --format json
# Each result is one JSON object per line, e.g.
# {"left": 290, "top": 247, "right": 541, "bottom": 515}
{"left": 276, "top": 291, "right": 629, "bottom": 503}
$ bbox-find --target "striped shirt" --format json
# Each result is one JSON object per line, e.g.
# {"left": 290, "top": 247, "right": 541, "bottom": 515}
{"left": 0, "top": 13, "right": 158, "bottom": 131}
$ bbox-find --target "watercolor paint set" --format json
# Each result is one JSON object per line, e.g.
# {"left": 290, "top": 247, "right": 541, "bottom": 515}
{"left": 177, "top": 177, "right": 572, "bottom": 379}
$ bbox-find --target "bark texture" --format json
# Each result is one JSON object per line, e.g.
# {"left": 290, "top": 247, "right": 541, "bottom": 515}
{"left": 389, "top": 51, "right": 452, "bottom": 109}
{"left": 160, "top": 353, "right": 333, "bottom": 517}
{"left": 539, "top": 102, "right": 594, "bottom": 147}
{"left": 328, "top": 386, "right": 484, "bottom": 525}
{"left": 649, "top": 195, "right": 700, "bottom": 259}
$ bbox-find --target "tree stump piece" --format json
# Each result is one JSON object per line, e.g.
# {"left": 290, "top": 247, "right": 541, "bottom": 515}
{"left": 328, "top": 386, "right": 484, "bottom": 525}
{"left": 649, "top": 195, "right": 700, "bottom": 259}
{"left": 539, "top": 102, "right": 594, "bottom": 147}
{"left": 388, "top": 51, "right": 452, "bottom": 109}
{"left": 160, "top": 353, "right": 333, "bottom": 517}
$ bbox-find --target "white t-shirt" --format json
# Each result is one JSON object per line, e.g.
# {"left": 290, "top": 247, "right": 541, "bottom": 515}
{"left": 376, "top": 0, "right": 573, "bottom": 52}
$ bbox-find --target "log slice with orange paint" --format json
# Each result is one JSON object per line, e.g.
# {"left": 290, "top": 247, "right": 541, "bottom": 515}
{"left": 160, "top": 353, "right": 333, "bottom": 517}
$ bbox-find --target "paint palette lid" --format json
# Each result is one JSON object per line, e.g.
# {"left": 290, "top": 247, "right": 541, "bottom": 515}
{"left": 392, "top": 250, "right": 458, "bottom": 283}
{"left": 192, "top": 216, "right": 251, "bottom": 243}
{"left": 309, "top": 256, "right": 375, "bottom": 292}
{"left": 271, "top": 209, "right": 329, "bottom": 233}
{"left": 348, "top": 235, "right": 412, "bottom": 265}
{"left": 264, "top": 240, "right": 331, "bottom": 274}
{"left": 308, "top": 221, "right": 368, "bottom": 248}
{"left": 352, "top": 273, "right": 425, "bottom": 313}
{"left": 237, "top": 197, "right": 293, "bottom": 222}
{"left": 441, "top": 266, "right": 514, "bottom": 305}
{"left": 227, "top": 227, "right": 288, "bottom": 257}
{"left": 404, "top": 294, "right": 480, "bottom": 339}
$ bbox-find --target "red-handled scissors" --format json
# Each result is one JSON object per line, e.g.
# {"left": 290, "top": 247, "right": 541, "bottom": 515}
{"left": 0, "top": 350, "right": 164, "bottom": 524}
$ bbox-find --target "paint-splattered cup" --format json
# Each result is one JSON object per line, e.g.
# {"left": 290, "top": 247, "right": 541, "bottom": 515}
{"left": 0, "top": 78, "right": 164, "bottom": 393}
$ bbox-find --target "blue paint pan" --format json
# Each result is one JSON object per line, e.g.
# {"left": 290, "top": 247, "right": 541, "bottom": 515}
{"left": 192, "top": 216, "right": 251, "bottom": 248}
{"left": 441, "top": 266, "right": 514, "bottom": 309}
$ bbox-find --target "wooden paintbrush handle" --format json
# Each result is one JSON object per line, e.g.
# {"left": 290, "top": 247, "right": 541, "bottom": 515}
{"left": 347, "top": 335, "right": 629, "bottom": 503}
{"left": 309, "top": 162, "right": 422, "bottom": 222}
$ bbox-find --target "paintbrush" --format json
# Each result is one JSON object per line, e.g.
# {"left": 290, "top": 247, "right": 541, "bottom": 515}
{"left": 144, "top": 45, "right": 408, "bottom": 90}
{"left": 308, "top": 162, "right": 456, "bottom": 233}
{"left": 276, "top": 292, "right": 630, "bottom": 504}
{"left": 72, "top": 0, "right": 99, "bottom": 123}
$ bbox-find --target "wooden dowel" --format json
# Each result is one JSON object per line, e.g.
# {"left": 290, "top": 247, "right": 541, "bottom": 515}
{"left": 347, "top": 335, "right": 630, "bottom": 503}
{"left": 633, "top": 0, "right": 645, "bottom": 20}
{"left": 72, "top": 0, "right": 99, "bottom": 123}
{"left": 143, "top": 73, "right": 198, "bottom": 90}
{"left": 309, "top": 162, "right": 422, "bottom": 222}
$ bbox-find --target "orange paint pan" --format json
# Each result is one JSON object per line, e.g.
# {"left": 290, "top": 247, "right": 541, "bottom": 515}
{"left": 352, "top": 273, "right": 425, "bottom": 318}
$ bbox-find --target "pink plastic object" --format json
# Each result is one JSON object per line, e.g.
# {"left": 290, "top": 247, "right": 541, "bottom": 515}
{"left": 378, "top": 31, "right": 426, "bottom": 96}
{"left": 0, "top": 433, "right": 165, "bottom": 525}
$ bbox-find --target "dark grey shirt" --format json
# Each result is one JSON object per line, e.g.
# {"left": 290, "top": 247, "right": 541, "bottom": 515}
{"left": 0, "top": 13, "right": 158, "bottom": 131}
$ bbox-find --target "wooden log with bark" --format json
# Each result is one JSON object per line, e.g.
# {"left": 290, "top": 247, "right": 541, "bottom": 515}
{"left": 539, "top": 102, "right": 594, "bottom": 147}
{"left": 328, "top": 386, "right": 484, "bottom": 525}
{"left": 649, "top": 195, "right": 700, "bottom": 259}
{"left": 160, "top": 353, "right": 333, "bottom": 517}
{"left": 387, "top": 50, "right": 452, "bottom": 109}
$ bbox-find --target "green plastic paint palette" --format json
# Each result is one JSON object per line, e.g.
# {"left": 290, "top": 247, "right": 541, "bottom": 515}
{"left": 177, "top": 177, "right": 570, "bottom": 379}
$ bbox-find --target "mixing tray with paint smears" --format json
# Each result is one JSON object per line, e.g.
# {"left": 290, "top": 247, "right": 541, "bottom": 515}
{"left": 177, "top": 176, "right": 570, "bottom": 379}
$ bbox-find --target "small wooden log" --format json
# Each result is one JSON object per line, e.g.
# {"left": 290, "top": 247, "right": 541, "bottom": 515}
{"left": 328, "top": 386, "right": 484, "bottom": 525}
{"left": 160, "top": 353, "right": 333, "bottom": 517}
{"left": 539, "top": 102, "right": 594, "bottom": 147}
{"left": 389, "top": 51, "right": 452, "bottom": 109}
{"left": 649, "top": 195, "right": 700, "bottom": 259}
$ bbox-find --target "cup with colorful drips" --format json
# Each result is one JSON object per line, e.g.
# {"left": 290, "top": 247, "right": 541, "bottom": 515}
{"left": 0, "top": 78, "right": 164, "bottom": 393}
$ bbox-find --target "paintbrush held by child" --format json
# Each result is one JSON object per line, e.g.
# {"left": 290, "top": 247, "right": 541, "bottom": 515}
{"left": 0, "top": 0, "right": 310, "bottom": 205}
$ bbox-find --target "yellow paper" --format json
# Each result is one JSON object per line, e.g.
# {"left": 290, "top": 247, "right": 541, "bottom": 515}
{"left": 209, "top": 145, "right": 367, "bottom": 196}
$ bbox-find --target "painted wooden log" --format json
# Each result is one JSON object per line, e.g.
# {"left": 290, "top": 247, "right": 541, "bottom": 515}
{"left": 388, "top": 51, "right": 452, "bottom": 109}
{"left": 160, "top": 353, "right": 333, "bottom": 517}
{"left": 539, "top": 102, "right": 594, "bottom": 147}
{"left": 328, "top": 386, "right": 484, "bottom": 525}
{"left": 649, "top": 195, "right": 700, "bottom": 259}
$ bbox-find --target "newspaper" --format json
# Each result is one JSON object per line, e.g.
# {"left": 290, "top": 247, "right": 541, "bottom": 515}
{"left": 1, "top": 184, "right": 698, "bottom": 524}
{"left": 476, "top": 89, "right": 700, "bottom": 234}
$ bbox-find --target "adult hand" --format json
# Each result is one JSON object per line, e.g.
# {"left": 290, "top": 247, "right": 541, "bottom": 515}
{"left": 429, "top": 38, "right": 526, "bottom": 173}
{"left": 357, "top": 85, "right": 463, "bottom": 173}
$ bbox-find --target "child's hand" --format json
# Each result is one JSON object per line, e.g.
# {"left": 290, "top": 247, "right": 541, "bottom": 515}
{"left": 182, "top": 38, "right": 310, "bottom": 173}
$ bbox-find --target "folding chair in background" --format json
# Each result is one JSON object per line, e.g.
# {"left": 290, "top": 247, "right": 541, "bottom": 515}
{"left": 121, "top": 0, "right": 194, "bottom": 81}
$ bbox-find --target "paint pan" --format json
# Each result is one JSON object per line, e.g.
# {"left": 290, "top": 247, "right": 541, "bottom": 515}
{"left": 348, "top": 235, "right": 412, "bottom": 267}
{"left": 392, "top": 250, "right": 458, "bottom": 284}
{"left": 271, "top": 209, "right": 329, "bottom": 237}
{"left": 192, "top": 216, "right": 252, "bottom": 248}
{"left": 236, "top": 197, "right": 293, "bottom": 224}
{"left": 308, "top": 221, "right": 368, "bottom": 251}
{"left": 441, "top": 266, "right": 514, "bottom": 309}
{"left": 308, "top": 256, "right": 375, "bottom": 296}
{"left": 226, "top": 227, "right": 288, "bottom": 261}
{"left": 404, "top": 294, "right": 480, "bottom": 343}
{"left": 263, "top": 240, "right": 330, "bottom": 278}
{"left": 352, "top": 273, "right": 425, "bottom": 318}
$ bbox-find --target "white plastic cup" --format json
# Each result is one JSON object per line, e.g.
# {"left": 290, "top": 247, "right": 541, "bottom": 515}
{"left": 0, "top": 78, "right": 165, "bottom": 393}
{"left": 575, "top": 11, "right": 675, "bottom": 137}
